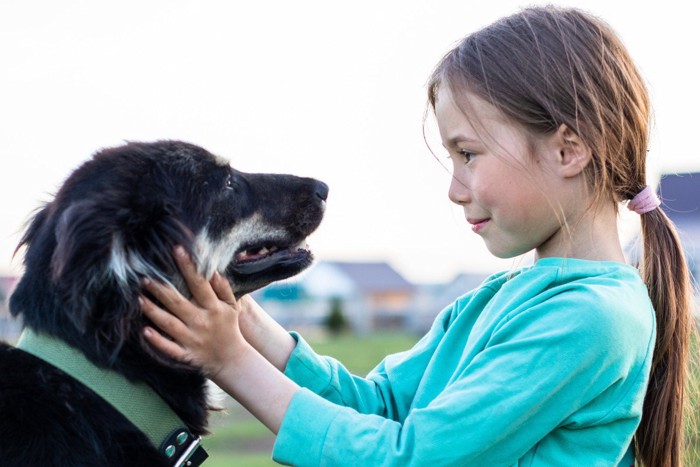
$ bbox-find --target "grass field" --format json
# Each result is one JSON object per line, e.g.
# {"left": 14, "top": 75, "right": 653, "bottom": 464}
{"left": 685, "top": 328, "right": 700, "bottom": 466}
{"left": 201, "top": 329, "right": 700, "bottom": 467}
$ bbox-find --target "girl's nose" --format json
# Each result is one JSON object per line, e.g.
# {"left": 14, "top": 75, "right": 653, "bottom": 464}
{"left": 448, "top": 174, "right": 471, "bottom": 205}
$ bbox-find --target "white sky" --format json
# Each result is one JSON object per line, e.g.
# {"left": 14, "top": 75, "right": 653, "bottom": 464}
{"left": 1, "top": 0, "right": 698, "bottom": 283}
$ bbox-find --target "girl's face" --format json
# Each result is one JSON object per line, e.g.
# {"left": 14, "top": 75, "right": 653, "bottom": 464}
{"left": 435, "top": 87, "right": 574, "bottom": 259}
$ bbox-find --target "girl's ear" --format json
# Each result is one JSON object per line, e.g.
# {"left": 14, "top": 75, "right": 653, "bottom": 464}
{"left": 553, "top": 124, "right": 592, "bottom": 178}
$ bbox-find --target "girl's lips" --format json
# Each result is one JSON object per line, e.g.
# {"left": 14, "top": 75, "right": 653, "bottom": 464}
{"left": 468, "top": 218, "right": 489, "bottom": 233}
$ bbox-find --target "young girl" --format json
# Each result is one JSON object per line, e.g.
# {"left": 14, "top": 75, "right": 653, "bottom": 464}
{"left": 141, "top": 6, "right": 694, "bottom": 466}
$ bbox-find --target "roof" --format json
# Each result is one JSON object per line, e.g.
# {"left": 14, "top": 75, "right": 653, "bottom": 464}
{"left": 323, "top": 261, "right": 414, "bottom": 294}
{"left": 658, "top": 172, "right": 700, "bottom": 224}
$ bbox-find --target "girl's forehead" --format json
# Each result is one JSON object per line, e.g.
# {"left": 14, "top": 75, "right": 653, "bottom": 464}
{"left": 435, "top": 87, "right": 515, "bottom": 141}
{"left": 441, "top": 86, "right": 509, "bottom": 118}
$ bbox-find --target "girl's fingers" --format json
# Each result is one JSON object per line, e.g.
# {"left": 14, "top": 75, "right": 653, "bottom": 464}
{"left": 140, "top": 295, "right": 190, "bottom": 340}
{"left": 141, "top": 276, "right": 196, "bottom": 321}
{"left": 143, "top": 326, "right": 190, "bottom": 361}
{"left": 210, "top": 271, "right": 236, "bottom": 305}
{"left": 174, "top": 246, "right": 219, "bottom": 309}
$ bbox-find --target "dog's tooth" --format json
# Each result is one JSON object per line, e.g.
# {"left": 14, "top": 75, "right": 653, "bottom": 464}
{"left": 258, "top": 247, "right": 269, "bottom": 255}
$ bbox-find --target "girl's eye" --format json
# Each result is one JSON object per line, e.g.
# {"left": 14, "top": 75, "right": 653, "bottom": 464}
{"left": 458, "top": 149, "right": 476, "bottom": 164}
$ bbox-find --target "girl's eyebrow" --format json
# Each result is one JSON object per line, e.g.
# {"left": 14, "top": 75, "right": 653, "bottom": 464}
{"left": 442, "top": 135, "right": 480, "bottom": 148}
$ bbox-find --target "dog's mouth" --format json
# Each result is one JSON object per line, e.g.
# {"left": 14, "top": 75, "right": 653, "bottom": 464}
{"left": 229, "top": 239, "right": 312, "bottom": 275}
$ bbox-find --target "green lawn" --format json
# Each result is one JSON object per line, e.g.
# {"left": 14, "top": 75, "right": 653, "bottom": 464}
{"left": 302, "top": 331, "right": 421, "bottom": 375}
{"left": 685, "top": 328, "right": 700, "bottom": 466}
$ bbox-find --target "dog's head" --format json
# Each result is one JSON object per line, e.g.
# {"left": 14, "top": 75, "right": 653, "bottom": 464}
{"left": 10, "top": 140, "right": 327, "bottom": 359}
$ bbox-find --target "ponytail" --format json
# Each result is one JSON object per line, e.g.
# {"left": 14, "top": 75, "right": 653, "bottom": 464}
{"left": 634, "top": 207, "right": 695, "bottom": 467}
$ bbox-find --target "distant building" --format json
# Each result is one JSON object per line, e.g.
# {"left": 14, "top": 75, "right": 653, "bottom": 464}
{"left": 254, "top": 260, "right": 499, "bottom": 334}
{"left": 255, "top": 261, "right": 415, "bottom": 333}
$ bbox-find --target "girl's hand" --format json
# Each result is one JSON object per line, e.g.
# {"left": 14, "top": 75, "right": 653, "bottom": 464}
{"left": 140, "top": 246, "right": 300, "bottom": 434}
{"left": 140, "top": 246, "right": 243, "bottom": 378}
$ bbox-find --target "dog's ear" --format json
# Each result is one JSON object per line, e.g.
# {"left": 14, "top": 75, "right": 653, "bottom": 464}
{"left": 51, "top": 197, "right": 194, "bottom": 356}
{"left": 51, "top": 199, "right": 133, "bottom": 336}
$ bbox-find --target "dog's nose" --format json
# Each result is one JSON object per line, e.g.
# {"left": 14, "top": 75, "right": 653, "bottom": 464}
{"left": 315, "top": 181, "right": 329, "bottom": 201}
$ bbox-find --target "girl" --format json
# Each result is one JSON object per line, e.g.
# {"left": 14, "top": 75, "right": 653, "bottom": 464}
{"left": 141, "top": 6, "right": 694, "bottom": 466}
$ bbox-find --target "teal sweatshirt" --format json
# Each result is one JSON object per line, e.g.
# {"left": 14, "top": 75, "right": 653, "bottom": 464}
{"left": 272, "top": 258, "right": 655, "bottom": 466}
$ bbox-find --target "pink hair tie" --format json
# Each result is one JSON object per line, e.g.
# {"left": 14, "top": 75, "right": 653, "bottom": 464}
{"left": 627, "top": 186, "right": 661, "bottom": 214}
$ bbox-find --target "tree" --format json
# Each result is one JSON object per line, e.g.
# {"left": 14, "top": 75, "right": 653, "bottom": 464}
{"left": 324, "top": 297, "right": 349, "bottom": 335}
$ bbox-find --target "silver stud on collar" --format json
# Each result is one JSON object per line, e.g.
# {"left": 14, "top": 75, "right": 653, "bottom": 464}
{"left": 176, "top": 431, "right": 189, "bottom": 445}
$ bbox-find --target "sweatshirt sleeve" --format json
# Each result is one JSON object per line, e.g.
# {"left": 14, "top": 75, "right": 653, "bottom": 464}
{"left": 272, "top": 288, "right": 653, "bottom": 466}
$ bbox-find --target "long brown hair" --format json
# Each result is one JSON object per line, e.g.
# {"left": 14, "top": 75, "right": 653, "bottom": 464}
{"left": 427, "top": 6, "right": 695, "bottom": 466}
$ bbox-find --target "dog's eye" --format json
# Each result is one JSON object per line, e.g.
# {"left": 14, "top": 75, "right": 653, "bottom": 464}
{"left": 225, "top": 175, "right": 233, "bottom": 189}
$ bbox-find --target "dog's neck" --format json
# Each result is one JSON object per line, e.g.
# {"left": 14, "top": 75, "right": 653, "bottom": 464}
{"left": 29, "top": 321, "right": 211, "bottom": 434}
{"left": 17, "top": 328, "right": 210, "bottom": 463}
{"left": 14, "top": 309, "right": 210, "bottom": 437}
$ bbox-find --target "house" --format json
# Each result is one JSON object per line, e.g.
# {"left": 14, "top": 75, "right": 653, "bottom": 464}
{"left": 254, "top": 261, "right": 416, "bottom": 333}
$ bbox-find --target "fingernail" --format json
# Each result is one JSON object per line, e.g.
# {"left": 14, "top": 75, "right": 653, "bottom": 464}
{"left": 175, "top": 246, "right": 186, "bottom": 258}
{"left": 141, "top": 277, "right": 151, "bottom": 286}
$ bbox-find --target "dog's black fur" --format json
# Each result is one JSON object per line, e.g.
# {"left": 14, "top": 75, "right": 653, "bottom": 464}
{"left": 0, "top": 141, "right": 327, "bottom": 466}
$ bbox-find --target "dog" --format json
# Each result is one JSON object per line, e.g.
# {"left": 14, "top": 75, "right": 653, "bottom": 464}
{"left": 0, "top": 140, "right": 328, "bottom": 466}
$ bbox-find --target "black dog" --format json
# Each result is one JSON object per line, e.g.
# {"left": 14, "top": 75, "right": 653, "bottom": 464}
{"left": 0, "top": 141, "right": 327, "bottom": 466}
